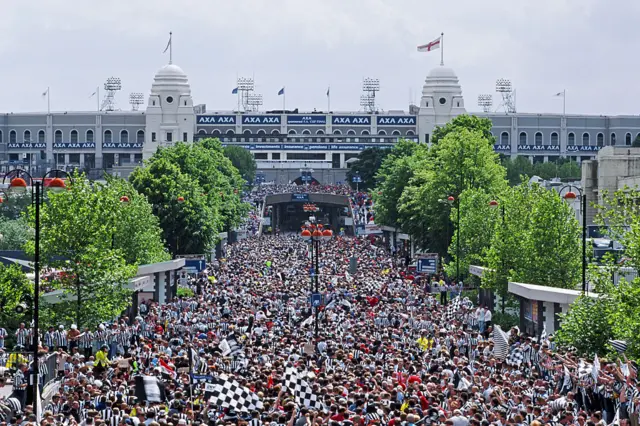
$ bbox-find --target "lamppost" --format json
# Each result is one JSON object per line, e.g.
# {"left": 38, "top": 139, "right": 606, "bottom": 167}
{"left": 300, "top": 222, "right": 333, "bottom": 337}
{"left": 489, "top": 199, "right": 507, "bottom": 313}
{"left": 559, "top": 185, "right": 587, "bottom": 294}
{"left": 3, "top": 168, "right": 72, "bottom": 416}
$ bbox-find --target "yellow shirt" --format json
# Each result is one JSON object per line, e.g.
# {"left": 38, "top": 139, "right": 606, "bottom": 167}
{"left": 95, "top": 350, "right": 110, "bottom": 367}
{"left": 416, "top": 337, "right": 433, "bottom": 351}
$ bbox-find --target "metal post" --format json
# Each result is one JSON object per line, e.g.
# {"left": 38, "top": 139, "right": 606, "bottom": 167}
{"left": 456, "top": 197, "right": 460, "bottom": 282}
{"left": 582, "top": 193, "right": 587, "bottom": 293}
{"left": 314, "top": 239, "right": 319, "bottom": 337}
{"left": 32, "top": 181, "right": 40, "bottom": 415}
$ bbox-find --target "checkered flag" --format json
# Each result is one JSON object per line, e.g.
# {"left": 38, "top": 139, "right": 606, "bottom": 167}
{"left": 446, "top": 296, "right": 461, "bottom": 320}
{"left": 283, "top": 367, "right": 323, "bottom": 409}
{"left": 205, "top": 374, "right": 263, "bottom": 412}
{"left": 506, "top": 347, "right": 524, "bottom": 366}
{"left": 577, "top": 360, "right": 592, "bottom": 379}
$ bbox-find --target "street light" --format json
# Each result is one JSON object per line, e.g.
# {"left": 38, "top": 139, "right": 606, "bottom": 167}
{"left": 3, "top": 168, "right": 72, "bottom": 416}
{"left": 439, "top": 195, "right": 460, "bottom": 284}
{"left": 300, "top": 222, "right": 333, "bottom": 337}
{"left": 560, "top": 186, "right": 587, "bottom": 293}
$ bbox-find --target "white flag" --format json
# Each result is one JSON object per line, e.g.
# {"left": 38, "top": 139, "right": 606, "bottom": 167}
{"left": 417, "top": 36, "right": 441, "bottom": 52}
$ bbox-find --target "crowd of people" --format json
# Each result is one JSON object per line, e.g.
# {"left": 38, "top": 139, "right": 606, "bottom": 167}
{"left": 0, "top": 186, "right": 637, "bottom": 426}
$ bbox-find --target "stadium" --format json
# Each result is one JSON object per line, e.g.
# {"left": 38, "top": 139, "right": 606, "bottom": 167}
{"left": 1, "top": 60, "right": 639, "bottom": 183}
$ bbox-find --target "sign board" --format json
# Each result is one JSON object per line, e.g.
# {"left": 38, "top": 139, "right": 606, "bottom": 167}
{"left": 185, "top": 259, "right": 206, "bottom": 272}
{"left": 177, "top": 254, "right": 205, "bottom": 260}
{"left": 469, "top": 265, "right": 488, "bottom": 277}
{"left": 416, "top": 253, "right": 439, "bottom": 274}
{"left": 311, "top": 293, "right": 323, "bottom": 307}
{"left": 183, "top": 267, "right": 198, "bottom": 274}
{"left": 363, "top": 224, "right": 383, "bottom": 235}
{"left": 291, "top": 193, "right": 309, "bottom": 202}
{"left": 178, "top": 270, "right": 189, "bottom": 286}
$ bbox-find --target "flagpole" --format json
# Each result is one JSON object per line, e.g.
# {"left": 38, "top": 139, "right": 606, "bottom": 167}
{"left": 97, "top": 86, "right": 100, "bottom": 112}
{"left": 440, "top": 32, "right": 444, "bottom": 66}
{"left": 169, "top": 32, "right": 173, "bottom": 64}
{"left": 47, "top": 87, "right": 50, "bottom": 114}
{"left": 327, "top": 87, "right": 330, "bottom": 112}
{"left": 283, "top": 88, "right": 286, "bottom": 111}
{"left": 563, "top": 89, "right": 566, "bottom": 116}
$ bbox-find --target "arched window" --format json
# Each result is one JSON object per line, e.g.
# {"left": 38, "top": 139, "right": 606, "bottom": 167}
{"left": 392, "top": 130, "right": 401, "bottom": 136}
{"left": 104, "top": 130, "right": 112, "bottom": 144}
{"left": 271, "top": 129, "right": 280, "bottom": 135}
{"left": 333, "top": 129, "right": 342, "bottom": 135}
{"left": 0, "top": 130, "right": 3, "bottom": 143}
{"left": 9, "top": 130, "right": 16, "bottom": 144}
{"left": 257, "top": 130, "right": 266, "bottom": 142}
{"left": 361, "top": 130, "right": 370, "bottom": 135}
{"left": 288, "top": 130, "right": 297, "bottom": 135}
{"left": 519, "top": 132, "right": 527, "bottom": 145}
{"left": 582, "top": 132, "right": 590, "bottom": 146}
{"left": 406, "top": 130, "right": 415, "bottom": 136}
{"left": 550, "top": 132, "right": 559, "bottom": 145}
{"left": 302, "top": 130, "right": 311, "bottom": 135}
{"left": 347, "top": 130, "right": 356, "bottom": 135}
{"left": 24, "top": 130, "right": 31, "bottom": 142}
{"left": 86, "top": 130, "right": 94, "bottom": 143}
{"left": 243, "top": 129, "right": 252, "bottom": 135}
{"left": 226, "top": 129, "right": 234, "bottom": 135}
{"left": 626, "top": 133, "right": 632, "bottom": 146}
{"left": 500, "top": 132, "right": 509, "bottom": 145}
{"left": 70, "top": 130, "right": 78, "bottom": 144}
{"left": 378, "top": 130, "right": 387, "bottom": 136}
{"left": 568, "top": 132, "right": 575, "bottom": 146}
{"left": 611, "top": 133, "right": 617, "bottom": 146}
{"left": 316, "top": 130, "right": 325, "bottom": 135}
{"left": 38, "top": 130, "right": 45, "bottom": 144}
{"left": 198, "top": 129, "right": 207, "bottom": 135}
{"left": 120, "top": 130, "right": 129, "bottom": 144}
{"left": 535, "top": 132, "right": 543, "bottom": 146}
{"left": 597, "top": 133, "right": 604, "bottom": 147}
{"left": 55, "top": 130, "right": 62, "bottom": 144}
{"left": 137, "top": 130, "right": 145, "bottom": 144}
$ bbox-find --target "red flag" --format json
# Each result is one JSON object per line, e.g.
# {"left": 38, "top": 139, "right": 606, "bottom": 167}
{"left": 159, "top": 359, "right": 177, "bottom": 380}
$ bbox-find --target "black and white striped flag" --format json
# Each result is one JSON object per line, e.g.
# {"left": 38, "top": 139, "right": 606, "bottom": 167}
{"left": 492, "top": 325, "right": 509, "bottom": 360}
{"left": 609, "top": 339, "right": 628, "bottom": 353}
{"left": 219, "top": 334, "right": 244, "bottom": 358}
{"left": 134, "top": 375, "right": 166, "bottom": 403}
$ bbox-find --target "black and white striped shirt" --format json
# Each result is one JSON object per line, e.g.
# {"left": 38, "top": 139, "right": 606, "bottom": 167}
{"left": 13, "top": 370, "right": 25, "bottom": 391}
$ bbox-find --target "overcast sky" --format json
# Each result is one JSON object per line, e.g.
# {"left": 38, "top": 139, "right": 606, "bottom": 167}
{"left": 1, "top": 0, "right": 637, "bottom": 116}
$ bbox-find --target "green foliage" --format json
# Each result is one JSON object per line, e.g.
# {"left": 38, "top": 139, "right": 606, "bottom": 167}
{"left": 492, "top": 311, "right": 519, "bottom": 330}
{"left": 399, "top": 129, "right": 507, "bottom": 256}
{"left": 483, "top": 183, "right": 581, "bottom": 295}
{"left": 502, "top": 156, "right": 581, "bottom": 186}
{"left": 373, "top": 140, "right": 423, "bottom": 228}
{"left": 596, "top": 186, "right": 640, "bottom": 271}
{"left": 0, "top": 264, "right": 33, "bottom": 337}
{"left": 176, "top": 287, "right": 194, "bottom": 298}
{"left": 223, "top": 145, "right": 257, "bottom": 184}
{"left": 0, "top": 217, "right": 32, "bottom": 250}
{"left": 346, "top": 148, "right": 391, "bottom": 191}
{"left": 431, "top": 115, "right": 495, "bottom": 145}
{"left": 25, "top": 174, "right": 165, "bottom": 327}
{"left": 633, "top": 135, "right": 640, "bottom": 148}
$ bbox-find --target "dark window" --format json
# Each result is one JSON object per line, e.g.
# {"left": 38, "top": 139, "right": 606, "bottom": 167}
{"left": 183, "top": 132, "right": 188, "bottom": 142}
{"left": 86, "top": 130, "right": 94, "bottom": 143}
{"left": 582, "top": 133, "right": 590, "bottom": 146}
{"left": 286, "top": 153, "right": 326, "bottom": 160}
{"left": 120, "top": 130, "right": 129, "bottom": 144}
{"left": 253, "top": 153, "right": 268, "bottom": 160}
{"left": 597, "top": 133, "right": 604, "bottom": 147}
{"left": 611, "top": 133, "right": 616, "bottom": 145}
{"left": 568, "top": 132, "right": 575, "bottom": 146}
{"left": 519, "top": 132, "right": 527, "bottom": 145}
{"left": 550, "top": 132, "right": 558, "bottom": 145}
{"left": 166, "top": 96, "right": 174, "bottom": 104}
{"left": 70, "top": 130, "right": 78, "bottom": 144}
{"left": 272, "top": 152, "right": 280, "bottom": 160}
{"left": 24, "top": 130, "right": 31, "bottom": 142}
{"left": 535, "top": 132, "right": 542, "bottom": 145}
{"left": 69, "top": 153, "right": 80, "bottom": 164}
{"left": 500, "top": 132, "right": 509, "bottom": 145}
{"left": 55, "top": 130, "right": 63, "bottom": 144}
{"left": 425, "top": 134, "right": 430, "bottom": 144}
{"left": 104, "top": 130, "right": 112, "bottom": 144}
{"left": 439, "top": 97, "right": 446, "bottom": 105}
{"left": 0, "top": 130, "right": 3, "bottom": 143}
{"left": 166, "top": 132, "right": 173, "bottom": 142}
{"left": 137, "top": 130, "right": 144, "bottom": 144}
{"left": 9, "top": 130, "right": 16, "bottom": 144}
{"left": 626, "top": 133, "right": 632, "bottom": 145}
{"left": 152, "top": 132, "right": 157, "bottom": 142}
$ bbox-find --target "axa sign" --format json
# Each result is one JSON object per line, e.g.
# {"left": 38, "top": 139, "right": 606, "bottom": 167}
{"left": 332, "top": 116, "right": 371, "bottom": 125}
{"left": 197, "top": 115, "right": 236, "bottom": 125}
{"left": 242, "top": 115, "right": 281, "bottom": 125}
{"left": 376, "top": 116, "right": 416, "bottom": 126}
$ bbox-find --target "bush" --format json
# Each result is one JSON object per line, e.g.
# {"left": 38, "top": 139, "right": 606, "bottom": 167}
{"left": 492, "top": 311, "right": 519, "bottom": 330}
{"left": 176, "top": 287, "right": 194, "bottom": 298}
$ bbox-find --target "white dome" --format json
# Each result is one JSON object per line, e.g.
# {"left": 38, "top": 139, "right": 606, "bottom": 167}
{"left": 427, "top": 66, "right": 458, "bottom": 79}
{"left": 151, "top": 63, "right": 191, "bottom": 94}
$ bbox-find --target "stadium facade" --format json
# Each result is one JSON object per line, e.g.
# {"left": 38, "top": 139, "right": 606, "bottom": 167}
{"left": 1, "top": 61, "right": 640, "bottom": 182}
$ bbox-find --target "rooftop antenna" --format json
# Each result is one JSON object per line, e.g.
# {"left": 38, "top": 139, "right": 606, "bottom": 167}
{"left": 129, "top": 92, "right": 144, "bottom": 111}
{"left": 236, "top": 77, "right": 255, "bottom": 112}
{"left": 101, "top": 77, "right": 122, "bottom": 112}
{"left": 477, "top": 94, "right": 493, "bottom": 113}
{"left": 246, "top": 93, "right": 263, "bottom": 112}
{"left": 495, "top": 78, "right": 516, "bottom": 114}
{"left": 360, "top": 77, "right": 380, "bottom": 113}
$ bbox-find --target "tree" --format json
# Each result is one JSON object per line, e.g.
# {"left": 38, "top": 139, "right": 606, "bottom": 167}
{"left": 26, "top": 174, "right": 166, "bottom": 327}
{"left": 633, "top": 135, "right": 640, "bottom": 147}
{"left": 346, "top": 147, "right": 390, "bottom": 191}
{"left": 483, "top": 183, "right": 581, "bottom": 301}
{"left": 398, "top": 129, "right": 507, "bottom": 256}
{"left": 502, "top": 156, "right": 534, "bottom": 186}
{"left": 373, "top": 140, "right": 423, "bottom": 228}
{"left": 557, "top": 161, "right": 581, "bottom": 180}
{"left": 223, "top": 145, "right": 257, "bottom": 184}
{"left": 130, "top": 157, "right": 222, "bottom": 255}
{"left": 0, "top": 264, "right": 33, "bottom": 343}
{"left": 0, "top": 217, "right": 32, "bottom": 250}
{"left": 431, "top": 115, "right": 495, "bottom": 145}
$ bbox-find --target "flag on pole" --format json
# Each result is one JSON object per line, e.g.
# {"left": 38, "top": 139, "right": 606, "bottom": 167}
{"left": 134, "top": 375, "right": 166, "bottom": 403}
{"left": 163, "top": 33, "right": 172, "bottom": 53}
{"left": 492, "top": 325, "right": 509, "bottom": 360}
{"left": 89, "top": 91, "right": 97, "bottom": 98}
{"left": 41, "top": 88, "right": 49, "bottom": 98}
{"left": 554, "top": 91, "right": 565, "bottom": 97}
{"left": 326, "top": 87, "right": 330, "bottom": 97}
{"left": 232, "top": 87, "right": 238, "bottom": 94}
{"left": 417, "top": 36, "right": 441, "bottom": 52}
{"left": 278, "top": 87, "right": 285, "bottom": 96}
